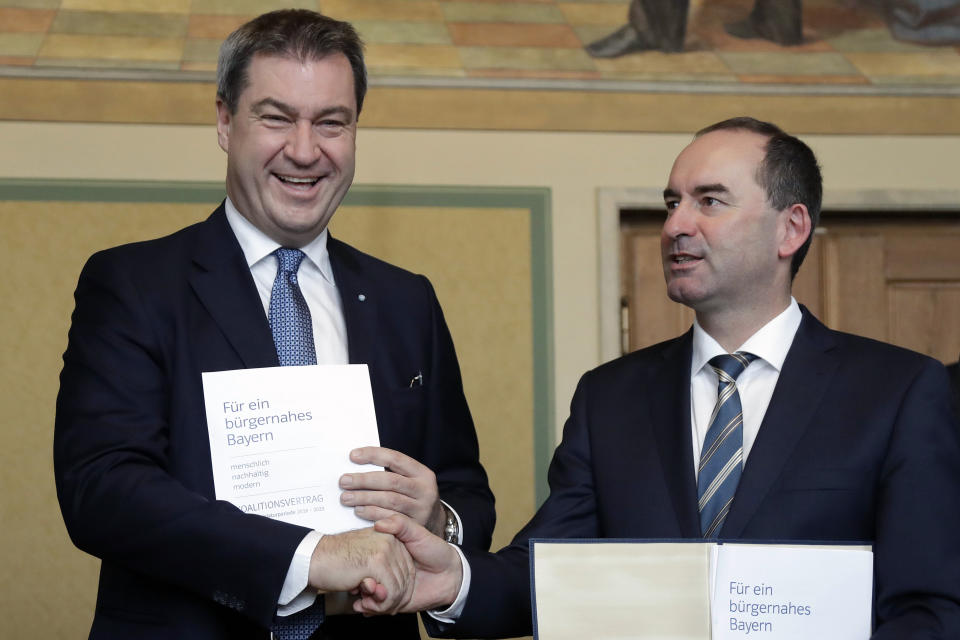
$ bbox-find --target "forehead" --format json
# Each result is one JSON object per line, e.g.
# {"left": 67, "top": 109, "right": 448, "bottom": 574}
{"left": 668, "top": 129, "right": 768, "bottom": 191}
{"left": 240, "top": 52, "right": 356, "bottom": 111}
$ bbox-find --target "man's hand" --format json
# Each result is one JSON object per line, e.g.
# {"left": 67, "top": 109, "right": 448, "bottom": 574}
{"left": 340, "top": 447, "right": 447, "bottom": 536}
{"left": 307, "top": 527, "right": 415, "bottom": 614}
{"left": 354, "top": 515, "right": 464, "bottom": 615}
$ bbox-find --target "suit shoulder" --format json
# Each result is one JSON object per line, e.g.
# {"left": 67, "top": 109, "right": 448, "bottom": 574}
{"left": 828, "top": 328, "right": 940, "bottom": 371}
{"left": 583, "top": 334, "right": 687, "bottom": 383}
{"left": 809, "top": 326, "right": 954, "bottom": 403}
{"left": 84, "top": 217, "right": 207, "bottom": 271}
{"left": 328, "top": 237, "right": 432, "bottom": 289}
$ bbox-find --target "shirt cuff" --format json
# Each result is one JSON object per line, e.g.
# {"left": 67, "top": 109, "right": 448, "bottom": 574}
{"left": 277, "top": 530, "right": 323, "bottom": 616}
{"left": 440, "top": 499, "right": 464, "bottom": 545}
{"left": 426, "top": 543, "right": 470, "bottom": 623}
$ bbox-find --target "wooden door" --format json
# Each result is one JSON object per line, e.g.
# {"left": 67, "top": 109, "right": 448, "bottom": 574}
{"left": 621, "top": 212, "right": 960, "bottom": 365}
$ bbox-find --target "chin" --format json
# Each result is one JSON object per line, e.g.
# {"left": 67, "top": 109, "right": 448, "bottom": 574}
{"left": 666, "top": 282, "right": 691, "bottom": 303}
{"left": 667, "top": 283, "right": 707, "bottom": 308}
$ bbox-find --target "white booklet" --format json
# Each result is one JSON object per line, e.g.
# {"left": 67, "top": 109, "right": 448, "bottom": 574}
{"left": 202, "top": 364, "right": 380, "bottom": 532}
{"left": 710, "top": 543, "right": 872, "bottom": 640}
{"left": 532, "top": 540, "right": 872, "bottom": 640}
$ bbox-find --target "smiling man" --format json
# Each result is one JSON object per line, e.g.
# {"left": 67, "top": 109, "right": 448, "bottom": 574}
{"left": 54, "top": 10, "right": 494, "bottom": 640}
{"left": 358, "top": 118, "right": 960, "bottom": 639}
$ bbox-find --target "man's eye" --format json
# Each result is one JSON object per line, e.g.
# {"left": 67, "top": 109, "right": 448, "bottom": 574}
{"left": 702, "top": 197, "right": 721, "bottom": 207}
{"left": 664, "top": 200, "right": 679, "bottom": 210}
{"left": 316, "top": 121, "right": 349, "bottom": 137}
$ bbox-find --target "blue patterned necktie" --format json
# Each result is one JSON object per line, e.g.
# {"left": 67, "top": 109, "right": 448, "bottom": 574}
{"left": 698, "top": 352, "right": 757, "bottom": 538}
{"left": 272, "top": 596, "right": 324, "bottom": 640}
{"left": 269, "top": 248, "right": 317, "bottom": 367}
{"left": 268, "top": 247, "right": 322, "bottom": 639}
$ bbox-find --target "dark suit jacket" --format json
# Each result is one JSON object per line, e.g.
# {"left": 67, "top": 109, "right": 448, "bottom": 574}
{"left": 449, "top": 309, "right": 960, "bottom": 639}
{"left": 54, "top": 205, "right": 495, "bottom": 640}
{"left": 947, "top": 360, "right": 960, "bottom": 420}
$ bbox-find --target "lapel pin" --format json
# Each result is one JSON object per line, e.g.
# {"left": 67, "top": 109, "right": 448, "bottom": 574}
{"left": 358, "top": 294, "right": 366, "bottom": 302}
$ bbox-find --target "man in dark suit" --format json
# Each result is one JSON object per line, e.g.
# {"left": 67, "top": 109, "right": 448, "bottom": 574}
{"left": 586, "top": 0, "right": 802, "bottom": 57}
{"left": 357, "top": 117, "right": 960, "bottom": 638}
{"left": 54, "top": 10, "right": 494, "bottom": 640}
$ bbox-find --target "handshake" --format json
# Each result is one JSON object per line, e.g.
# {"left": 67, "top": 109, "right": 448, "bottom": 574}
{"left": 309, "top": 514, "right": 462, "bottom": 615}
{"left": 307, "top": 446, "right": 466, "bottom": 616}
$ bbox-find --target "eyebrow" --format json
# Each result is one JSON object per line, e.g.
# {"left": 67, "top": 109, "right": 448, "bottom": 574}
{"left": 692, "top": 183, "right": 730, "bottom": 196}
{"left": 251, "top": 98, "right": 355, "bottom": 122}
{"left": 662, "top": 183, "right": 731, "bottom": 201}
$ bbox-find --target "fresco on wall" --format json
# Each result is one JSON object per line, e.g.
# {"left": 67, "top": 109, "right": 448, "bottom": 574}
{"left": 587, "top": 0, "right": 959, "bottom": 57}
{"left": 0, "top": 0, "right": 958, "bottom": 89}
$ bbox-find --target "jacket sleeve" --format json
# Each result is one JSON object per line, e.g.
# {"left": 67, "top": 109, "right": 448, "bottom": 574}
{"left": 871, "top": 358, "right": 960, "bottom": 638}
{"left": 434, "top": 372, "right": 603, "bottom": 638}
{"left": 54, "top": 249, "right": 310, "bottom": 628}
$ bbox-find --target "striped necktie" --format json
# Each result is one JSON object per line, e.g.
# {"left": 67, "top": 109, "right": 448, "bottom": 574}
{"left": 698, "top": 351, "right": 756, "bottom": 538}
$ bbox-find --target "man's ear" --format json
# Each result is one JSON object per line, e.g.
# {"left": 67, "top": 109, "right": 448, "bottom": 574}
{"left": 778, "top": 203, "right": 812, "bottom": 261}
{"left": 215, "top": 98, "right": 231, "bottom": 153}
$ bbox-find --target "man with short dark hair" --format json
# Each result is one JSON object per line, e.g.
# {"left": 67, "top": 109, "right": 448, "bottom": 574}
{"left": 359, "top": 118, "right": 960, "bottom": 639}
{"left": 55, "top": 10, "right": 494, "bottom": 639}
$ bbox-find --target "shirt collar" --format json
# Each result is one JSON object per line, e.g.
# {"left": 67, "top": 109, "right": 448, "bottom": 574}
{"left": 223, "top": 197, "right": 336, "bottom": 285}
{"left": 691, "top": 298, "right": 802, "bottom": 377}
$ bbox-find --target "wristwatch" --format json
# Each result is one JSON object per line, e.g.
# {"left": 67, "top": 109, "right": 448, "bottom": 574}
{"left": 442, "top": 504, "right": 459, "bottom": 544}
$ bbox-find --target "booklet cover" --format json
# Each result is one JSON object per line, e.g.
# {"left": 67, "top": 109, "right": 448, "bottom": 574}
{"left": 202, "top": 364, "right": 380, "bottom": 532}
{"left": 710, "top": 543, "right": 872, "bottom": 640}
{"left": 531, "top": 540, "right": 872, "bottom": 640}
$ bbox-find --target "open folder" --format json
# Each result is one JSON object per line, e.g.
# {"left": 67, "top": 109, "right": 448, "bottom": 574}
{"left": 531, "top": 540, "right": 872, "bottom": 640}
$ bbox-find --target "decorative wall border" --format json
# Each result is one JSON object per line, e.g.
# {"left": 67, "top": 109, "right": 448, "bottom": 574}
{"left": 2, "top": 77, "right": 959, "bottom": 134}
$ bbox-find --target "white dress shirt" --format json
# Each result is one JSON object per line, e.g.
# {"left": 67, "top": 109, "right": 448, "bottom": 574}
{"left": 225, "top": 199, "right": 346, "bottom": 615}
{"left": 690, "top": 299, "right": 803, "bottom": 477}
{"left": 440, "top": 299, "right": 804, "bottom": 622}
{"left": 224, "top": 199, "right": 463, "bottom": 616}
{"left": 224, "top": 199, "right": 348, "bottom": 367}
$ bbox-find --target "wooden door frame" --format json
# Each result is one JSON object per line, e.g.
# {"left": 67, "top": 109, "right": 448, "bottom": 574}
{"left": 597, "top": 187, "right": 960, "bottom": 363}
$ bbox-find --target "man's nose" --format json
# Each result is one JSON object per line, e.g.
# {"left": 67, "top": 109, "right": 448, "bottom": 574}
{"left": 285, "top": 121, "right": 320, "bottom": 166}
{"left": 663, "top": 200, "right": 695, "bottom": 239}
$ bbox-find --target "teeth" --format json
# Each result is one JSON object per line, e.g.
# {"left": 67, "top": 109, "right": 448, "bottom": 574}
{"left": 278, "top": 175, "right": 317, "bottom": 184}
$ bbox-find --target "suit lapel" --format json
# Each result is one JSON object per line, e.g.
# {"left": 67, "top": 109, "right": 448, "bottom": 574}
{"left": 328, "top": 237, "right": 379, "bottom": 368}
{"left": 647, "top": 331, "right": 702, "bottom": 537}
{"left": 188, "top": 205, "right": 279, "bottom": 369}
{"left": 721, "top": 309, "right": 839, "bottom": 538}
